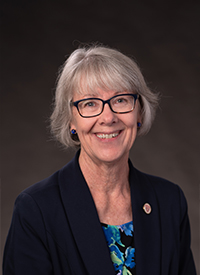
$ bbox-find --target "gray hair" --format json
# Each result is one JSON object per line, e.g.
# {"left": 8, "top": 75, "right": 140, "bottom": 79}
{"left": 50, "top": 45, "right": 159, "bottom": 148}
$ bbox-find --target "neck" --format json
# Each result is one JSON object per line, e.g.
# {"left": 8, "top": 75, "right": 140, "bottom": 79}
{"left": 79, "top": 149, "right": 130, "bottom": 195}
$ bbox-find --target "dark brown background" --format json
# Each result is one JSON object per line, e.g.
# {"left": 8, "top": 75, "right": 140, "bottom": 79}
{"left": 1, "top": 0, "right": 200, "bottom": 273}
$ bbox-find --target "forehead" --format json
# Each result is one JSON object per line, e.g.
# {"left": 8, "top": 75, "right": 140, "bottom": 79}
{"left": 73, "top": 73, "right": 131, "bottom": 99}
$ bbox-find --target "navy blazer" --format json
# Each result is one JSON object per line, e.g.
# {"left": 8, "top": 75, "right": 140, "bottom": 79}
{"left": 3, "top": 151, "right": 196, "bottom": 275}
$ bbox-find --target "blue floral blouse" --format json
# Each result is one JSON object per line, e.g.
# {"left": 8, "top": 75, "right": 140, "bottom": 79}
{"left": 101, "top": 221, "right": 136, "bottom": 275}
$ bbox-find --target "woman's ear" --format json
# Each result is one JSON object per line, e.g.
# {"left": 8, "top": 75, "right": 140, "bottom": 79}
{"left": 69, "top": 120, "right": 79, "bottom": 141}
{"left": 70, "top": 116, "right": 76, "bottom": 131}
{"left": 136, "top": 103, "right": 142, "bottom": 129}
{"left": 136, "top": 104, "right": 142, "bottom": 123}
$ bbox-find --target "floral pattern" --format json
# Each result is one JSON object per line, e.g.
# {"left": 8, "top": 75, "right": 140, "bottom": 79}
{"left": 101, "top": 221, "right": 135, "bottom": 275}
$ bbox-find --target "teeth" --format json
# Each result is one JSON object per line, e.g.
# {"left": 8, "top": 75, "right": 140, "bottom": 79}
{"left": 96, "top": 133, "right": 119, "bottom": 139}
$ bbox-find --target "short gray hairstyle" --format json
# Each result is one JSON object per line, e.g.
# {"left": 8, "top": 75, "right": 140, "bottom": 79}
{"left": 50, "top": 45, "right": 159, "bottom": 148}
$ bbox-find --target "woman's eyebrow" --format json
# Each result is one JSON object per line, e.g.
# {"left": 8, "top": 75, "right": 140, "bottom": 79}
{"left": 78, "top": 90, "right": 127, "bottom": 99}
{"left": 78, "top": 92, "right": 101, "bottom": 98}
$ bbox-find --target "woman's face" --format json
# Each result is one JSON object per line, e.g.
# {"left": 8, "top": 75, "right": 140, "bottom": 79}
{"left": 70, "top": 88, "right": 141, "bottom": 165}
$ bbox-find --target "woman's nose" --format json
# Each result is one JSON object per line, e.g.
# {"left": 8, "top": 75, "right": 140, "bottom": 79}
{"left": 98, "top": 103, "right": 117, "bottom": 125}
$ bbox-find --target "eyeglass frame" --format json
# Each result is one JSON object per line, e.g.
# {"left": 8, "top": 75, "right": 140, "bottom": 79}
{"left": 71, "top": 93, "right": 139, "bottom": 118}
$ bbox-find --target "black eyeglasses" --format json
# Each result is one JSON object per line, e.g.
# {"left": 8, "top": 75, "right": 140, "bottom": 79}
{"left": 71, "top": 93, "right": 139, "bottom": 118}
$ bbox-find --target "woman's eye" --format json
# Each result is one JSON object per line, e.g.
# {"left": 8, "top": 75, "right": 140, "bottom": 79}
{"left": 117, "top": 98, "right": 124, "bottom": 103}
{"left": 116, "top": 97, "right": 127, "bottom": 104}
{"left": 82, "top": 101, "right": 96, "bottom": 108}
{"left": 87, "top": 102, "right": 95, "bottom": 106}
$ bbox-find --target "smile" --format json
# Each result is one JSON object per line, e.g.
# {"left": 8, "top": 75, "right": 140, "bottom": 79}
{"left": 96, "top": 132, "right": 120, "bottom": 139}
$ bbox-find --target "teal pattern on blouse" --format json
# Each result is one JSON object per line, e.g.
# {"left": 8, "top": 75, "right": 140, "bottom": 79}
{"left": 101, "top": 221, "right": 135, "bottom": 275}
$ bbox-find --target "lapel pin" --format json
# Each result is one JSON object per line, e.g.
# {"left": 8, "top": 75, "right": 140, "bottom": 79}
{"left": 143, "top": 203, "right": 152, "bottom": 214}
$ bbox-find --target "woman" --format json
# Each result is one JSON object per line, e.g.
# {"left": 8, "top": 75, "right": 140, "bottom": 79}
{"left": 3, "top": 45, "right": 196, "bottom": 275}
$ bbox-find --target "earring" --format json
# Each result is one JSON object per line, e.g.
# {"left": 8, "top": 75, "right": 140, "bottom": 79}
{"left": 137, "top": 122, "right": 142, "bottom": 128}
{"left": 71, "top": 129, "right": 77, "bottom": 134}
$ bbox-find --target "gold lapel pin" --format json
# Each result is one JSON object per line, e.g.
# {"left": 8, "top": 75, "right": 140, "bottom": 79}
{"left": 143, "top": 203, "right": 152, "bottom": 214}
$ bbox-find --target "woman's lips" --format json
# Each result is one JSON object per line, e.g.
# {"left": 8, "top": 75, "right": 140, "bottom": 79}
{"left": 95, "top": 131, "right": 120, "bottom": 139}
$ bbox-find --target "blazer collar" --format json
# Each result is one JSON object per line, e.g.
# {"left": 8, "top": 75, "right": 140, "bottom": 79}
{"left": 59, "top": 150, "right": 161, "bottom": 275}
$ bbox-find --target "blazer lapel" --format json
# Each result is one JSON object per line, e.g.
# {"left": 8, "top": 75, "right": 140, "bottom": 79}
{"left": 59, "top": 151, "right": 115, "bottom": 275}
{"left": 129, "top": 161, "right": 161, "bottom": 275}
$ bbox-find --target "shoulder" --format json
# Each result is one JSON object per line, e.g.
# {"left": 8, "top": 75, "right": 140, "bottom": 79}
{"left": 19, "top": 153, "right": 78, "bottom": 202}
{"left": 148, "top": 174, "right": 187, "bottom": 223}
{"left": 129, "top": 163, "right": 188, "bottom": 219}
{"left": 141, "top": 171, "right": 181, "bottom": 194}
{"left": 140, "top": 171, "right": 186, "bottom": 203}
{"left": 13, "top": 170, "right": 61, "bottom": 224}
{"left": 14, "top": 152, "right": 81, "bottom": 216}
{"left": 18, "top": 170, "right": 60, "bottom": 204}
{"left": 132, "top": 164, "right": 185, "bottom": 200}
{"left": 14, "top": 165, "right": 68, "bottom": 215}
